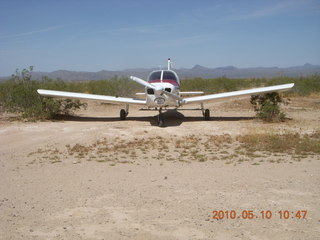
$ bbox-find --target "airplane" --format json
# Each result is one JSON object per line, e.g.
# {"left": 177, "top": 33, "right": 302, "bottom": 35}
{"left": 37, "top": 58, "right": 294, "bottom": 126}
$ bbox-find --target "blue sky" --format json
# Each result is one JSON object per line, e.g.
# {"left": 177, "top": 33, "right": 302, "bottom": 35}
{"left": 0, "top": 0, "right": 319, "bottom": 76}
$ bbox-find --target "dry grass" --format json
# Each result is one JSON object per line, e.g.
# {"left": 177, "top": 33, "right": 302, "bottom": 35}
{"left": 237, "top": 130, "right": 320, "bottom": 155}
{"left": 27, "top": 130, "right": 320, "bottom": 165}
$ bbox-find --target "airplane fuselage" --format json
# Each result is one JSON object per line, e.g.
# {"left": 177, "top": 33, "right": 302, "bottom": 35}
{"left": 145, "top": 69, "right": 181, "bottom": 107}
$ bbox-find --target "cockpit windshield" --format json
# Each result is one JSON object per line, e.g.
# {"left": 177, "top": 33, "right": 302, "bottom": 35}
{"left": 148, "top": 70, "right": 180, "bottom": 86}
{"left": 149, "top": 71, "right": 161, "bottom": 82}
{"left": 163, "top": 71, "right": 177, "bottom": 81}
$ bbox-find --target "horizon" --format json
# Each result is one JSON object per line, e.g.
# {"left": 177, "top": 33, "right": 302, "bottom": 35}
{"left": 1, "top": 0, "right": 320, "bottom": 76}
{"left": 1, "top": 62, "right": 319, "bottom": 77}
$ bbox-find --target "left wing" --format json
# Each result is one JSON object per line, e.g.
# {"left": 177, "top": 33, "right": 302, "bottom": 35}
{"left": 183, "top": 83, "right": 294, "bottom": 104}
{"left": 37, "top": 89, "right": 146, "bottom": 105}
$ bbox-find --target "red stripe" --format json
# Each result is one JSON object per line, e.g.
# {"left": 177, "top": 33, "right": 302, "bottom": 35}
{"left": 149, "top": 79, "right": 180, "bottom": 87}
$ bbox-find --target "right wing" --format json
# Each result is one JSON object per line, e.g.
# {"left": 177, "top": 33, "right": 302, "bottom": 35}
{"left": 180, "top": 91, "right": 204, "bottom": 96}
{"left": 37, "top": 89, "right": 146, "bottom": 105}
{"left": 183, "top": 83, "right": 294, "bottom": 104}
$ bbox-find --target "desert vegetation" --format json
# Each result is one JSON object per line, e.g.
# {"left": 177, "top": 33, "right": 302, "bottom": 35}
{"left": 250, "top": 92, "right": 287, "bottom": 122}
{"left": 27, "top": 130, "right": 320, "bottom": 166}
{"left": 0, "top": 66, "right": 319, "bottom": 120}
{"left": 0, "top": 67, "right": 86, "bottom": 120}
{"left": 181, "top": 75, "right": 320, "bottom": 96}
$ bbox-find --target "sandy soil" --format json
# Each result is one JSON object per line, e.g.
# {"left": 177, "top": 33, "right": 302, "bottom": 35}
{"left": 0, "top": 97, "right": 319, "bottom": 240}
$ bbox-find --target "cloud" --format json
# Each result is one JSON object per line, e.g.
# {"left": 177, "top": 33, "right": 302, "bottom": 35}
{"left": 93, "top": 23, "right": 176, "bottom": 35}
{"left": 225, "top": 0, "right": 310, "bottom": 21}
{"left": 0, "top": 25, "right": 68, "bottom": 39}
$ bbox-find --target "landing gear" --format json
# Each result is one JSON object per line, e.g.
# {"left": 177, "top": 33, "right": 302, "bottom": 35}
{"left": 120, "top": 104, "right": 129, "bottom": 120}
{"left": 204, "top": 109, "right": 210, "bottom": 120}
{"left": 120, "top": 109, "right": 126, "bottom": 120}
{"left": 201, "top": 103, "right": 210, "bottom": 120}
{"left": 157, "top": 108, "right": 165, "bottom": 127}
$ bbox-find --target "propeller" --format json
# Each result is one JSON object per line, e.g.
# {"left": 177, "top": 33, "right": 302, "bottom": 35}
{"left": 130, "top": 76, "right": 185, "bottom": 103}
{"left": 130, "top": 76, "right": 155, "bottom": 89}
{"left": 162, "top": 89, "right": 185, "bottom": 102}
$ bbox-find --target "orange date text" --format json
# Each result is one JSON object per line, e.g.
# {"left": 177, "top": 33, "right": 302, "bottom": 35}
{"left": 212, "top": 210, "right": 308, "bottom": 220}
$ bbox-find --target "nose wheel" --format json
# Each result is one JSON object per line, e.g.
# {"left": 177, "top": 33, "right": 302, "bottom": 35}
{"left": 157, "top": 108, "right": 165, "bottom": 127}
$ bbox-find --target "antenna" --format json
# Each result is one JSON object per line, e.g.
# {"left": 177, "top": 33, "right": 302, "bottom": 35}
{"left": 167, "top": 58, "right": 172, "bottom": 70}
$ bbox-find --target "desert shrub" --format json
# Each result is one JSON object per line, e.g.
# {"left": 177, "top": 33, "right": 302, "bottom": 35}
{"left": 85, "top": 77, "right": 141, "bottom": 97}
{"left": 181, "top": 75, "right": 320, "bottom": 96}
{"left": 0, "top": 67, "right": 86, "bottom": 120}
{"left": 265, "top": 75, "right": 320, "bottom": 96}
{"left": 250, "top": 92, "right": 286, "bottom": 122}
{"left": 180, "top": 77, "right": 259, "bottom": 94}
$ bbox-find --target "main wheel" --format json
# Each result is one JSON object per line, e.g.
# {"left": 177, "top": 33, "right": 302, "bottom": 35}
{"left": 204, "top": 109, "right": 210, "bottom": 120}
{"left": 120, "top": 109, "right": 126, "bottom": 120}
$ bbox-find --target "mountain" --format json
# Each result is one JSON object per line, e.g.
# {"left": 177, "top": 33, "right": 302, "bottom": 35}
{"left": 1, "top": 63, "right": 319, "bottom": 81}
{"left": 177, "top": 64, "right": 320, "bottom": 79}
{"left": 177, "top": 63, "right": 320, "bottom": 79}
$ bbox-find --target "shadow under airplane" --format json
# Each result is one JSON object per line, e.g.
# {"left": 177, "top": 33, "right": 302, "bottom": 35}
{"left": 54, "top": 109, "right": 255, "bottom": 128}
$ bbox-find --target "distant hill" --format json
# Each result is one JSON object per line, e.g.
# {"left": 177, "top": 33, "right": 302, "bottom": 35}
{"left": 176, "top": 63, "right": 320, "bottom": 79}
{"left": 1, "top": 63, "right": 319, "bottom": 81}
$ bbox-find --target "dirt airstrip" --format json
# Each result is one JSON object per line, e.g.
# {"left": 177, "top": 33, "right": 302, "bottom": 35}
{"left": 0, "top": 97, "right": 319, "bottom": 240}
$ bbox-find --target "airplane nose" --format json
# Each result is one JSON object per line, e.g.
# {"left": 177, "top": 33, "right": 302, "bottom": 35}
{"left": 154, "top": 86, "right": 163, "bottom": 96}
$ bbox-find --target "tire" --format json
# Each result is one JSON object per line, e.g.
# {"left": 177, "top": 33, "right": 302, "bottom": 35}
{"left": 120, "top": 109, "right": 126, "bottom": 120}
{"left": 158, "top": 113, "right": 165, "bottom": 127}
{"left": 204, "top": 109, "right": 210, "bottom": 120}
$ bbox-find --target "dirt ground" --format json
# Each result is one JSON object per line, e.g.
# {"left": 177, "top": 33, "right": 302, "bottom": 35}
{"left": 0, "top": 97, "right": 319, "bottom": 240}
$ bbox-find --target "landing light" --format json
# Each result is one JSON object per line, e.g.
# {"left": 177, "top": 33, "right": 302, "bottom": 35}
{"left": 154, "top": 97, "right": 165, "bottom": 105}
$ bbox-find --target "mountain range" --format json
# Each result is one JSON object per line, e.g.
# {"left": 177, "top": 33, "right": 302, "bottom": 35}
{"left": 1, "top": 63, "right": 319, "bottom": 81}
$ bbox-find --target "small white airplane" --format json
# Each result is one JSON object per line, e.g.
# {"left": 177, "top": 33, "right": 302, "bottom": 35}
{"left": 37, "top": 59, "right": 294, "bottom": 126}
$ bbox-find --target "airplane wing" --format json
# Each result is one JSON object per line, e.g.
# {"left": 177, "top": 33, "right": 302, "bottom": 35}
{"left": 180, "top": 91, "right": 204, "bottom": 95}
{"left": 183, "top": 83, "right": 294, "bottom": 104}
{"left": 37, "top": 89, "right": 146, "bottom": 105}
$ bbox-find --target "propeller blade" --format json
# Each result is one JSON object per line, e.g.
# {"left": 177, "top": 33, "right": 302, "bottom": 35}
{"left": 162, "top": 90, "right": 185, "bottom": 103}
{"left": 130, "top": 76, "right": 155, "bottom": 89}
{"left": 130, "top": 75, "right": 185, "bottom": 103}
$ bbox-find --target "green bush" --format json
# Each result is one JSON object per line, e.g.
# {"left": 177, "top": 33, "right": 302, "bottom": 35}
{"left": 0, "top": 67, "right": 86, "bottom": 120}
{"left": 250, "top": 92, "right": 286, "bottom": 122}
{"left": 181, "top": 75, "right": 320, "bottom": 96}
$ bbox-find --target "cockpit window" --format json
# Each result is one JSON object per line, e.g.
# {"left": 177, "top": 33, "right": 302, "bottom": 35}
{"left": 162, "top": 71, "right": 177, "bottom": 81}
{"left": 147, "top": 70, "right": 180, "bottom": 87}
{"left": 149, "top": 71, "right": 161, "bottom": 81}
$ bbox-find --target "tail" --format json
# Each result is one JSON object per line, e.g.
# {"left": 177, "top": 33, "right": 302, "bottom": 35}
{"left": 167, "top": 58, "right": 172, "bottom": 70}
